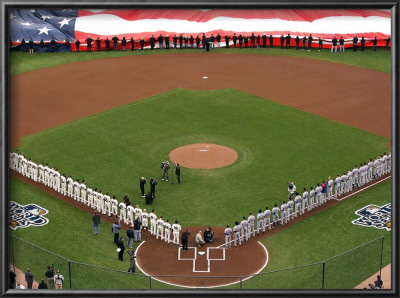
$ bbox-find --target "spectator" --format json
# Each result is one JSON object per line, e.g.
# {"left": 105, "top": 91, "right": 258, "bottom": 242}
{"left": 25, "top": 268, "right": 34, "bottom": 289}
{"left": 92, "top": 211, "right": 101, "bottom": 234}
{"left": 45, "top": 265, "right": 54, "bottom": 289}
{"left": 133, "top": 218, "right": 142, "bottom": 242}
{"left": 195, "top": 230, "right": 205, "bottom": 246}
{"left": 126, "top": 226, "right": 134, "bottom": 249}
{"left": 38, "top": 278, "right": 48, "bottom": 289}
{"left": 112, "top": 220, "right": 121, "bottom": 245}
{"left": 204, "top": 227, "right": 214, "bottom": 243}
{"left": 9, "top": 271, "right": 16, "bottom": 289}
{"left": 374, "top": 275, "right": 383, "bottom": 288}
{"left": 54, "top": 270, "right": 64, "bottom": 289}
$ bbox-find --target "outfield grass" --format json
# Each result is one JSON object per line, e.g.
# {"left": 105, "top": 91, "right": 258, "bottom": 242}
{"left": 9, "top": 177, "right": 391, "bottom": 290}
{"left": 16, "top": 88, "right": 389, "bottom": 228}
{"left": 9, "top": 46, "right": 391, "bottom": 76}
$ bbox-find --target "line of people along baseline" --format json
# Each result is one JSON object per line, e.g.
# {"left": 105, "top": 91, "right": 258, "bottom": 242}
{"left": 8, "top": 150, "right": 185, "bottom": 248}
{"left": 222, "top": 151, "right": 391, "bottom": 249}
{"left": 10, "top": 149, "right": 391, "bottom": 252}
{"left": 11, "top": 32, "right": 391, "bottom": 53}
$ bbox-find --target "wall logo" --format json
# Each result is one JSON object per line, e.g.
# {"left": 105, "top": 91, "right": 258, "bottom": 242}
{"left": 352, "top": 203, "right": 391, "bottom": 231}
{"left": 9, "top": 201, "right": 50, "bottom": 230}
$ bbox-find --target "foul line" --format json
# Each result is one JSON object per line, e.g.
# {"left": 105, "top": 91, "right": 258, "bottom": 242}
{"left": 333, "top": 175, "right": 391, "bottom": 202}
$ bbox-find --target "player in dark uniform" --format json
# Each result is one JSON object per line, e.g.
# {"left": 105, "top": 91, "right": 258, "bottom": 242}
{"left": 250, "top": 33, "right": 255, "bottom": 48}
{"left": 85, "top": 36, "right": 93, "bottom": 52}
{"left": 238, "top": 34, "right": 243, "bottom": 48}
{"left": 51, "top": 37, "right": 56, "bottom": 52}
{"left": 173, "top": 35, "right": 178, "bottom": 49}
{"left": 302, "top": 35, "right": 307, "bottom": 50}
{"left": 280, "top": 34, "right": 285, "bottom": 49}
{"left": 121, "top": 37, "right": 127, "bottom": 50}
{"left": 285, "top": 33, "right": 291, "bottom": 48}
{"left": 269, "top": 35, "right": 274, "bottom": 48}
{"left": 20, "top": 38, "right": 26, "bottom": 52}
{"left": 96, "top": 37, "right": 101, "bottom": 52}
{"left": 130, "top": 37, "right": 134, "bottom": 51}
{"left": 39, "top": 39, "right": 45, "bottom": 53}
{"left": 140, "top": 37, "right": 145, "bottom": 51}
{"left": 65, "top": 38, "right": 71, "bottom": 53}
{"left": 308, "top": 34, "right": 313, "bottom": 51}
{"left": 165, "top": 34, "right": 170, "bottom": 49}
{"left": 75, "top": 39, "right": 80, "bottom": 52}
{"left": 318, "top": 37, "right": 323, "bottom": 51}
{"left": 189, "top": 35, "right": 194, "bottom": 48}
{"left": 360, "top": 36, "right": 365, "bottom": 51}
{"left": 295, "top": 36, "right": 300, "bottom": 50}
{"left": 262, "top": 33, "right": 267, "bottom": 49}
{"left": 196, "top": 35, "right": 200, "bottom": 48}
{"left": 352, "top": 35, "right": 358, "bottom": 51}
{"left": 179, "top": 34, "right": 183, "bottom": 48}
{"left": 150, "top": 35, "right": 155, "bottom": 50}
{"left": 256, "top": 34, "right": 260, "bottom": 48}
{"left": 373, "top": 36, "right": 378, "bottom": 51}
{"left": 225, "top": 34, "right": 229, "bottom": 48}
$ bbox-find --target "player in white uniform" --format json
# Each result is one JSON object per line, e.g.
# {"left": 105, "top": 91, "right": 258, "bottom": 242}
{"left": 334, "top": 174, "right": 341, "bottom": 198}
{"left": 288, "top": 182, "right": 296, "bottom": 200}
{"left": 73, "top": 179, "right": 80, "bottom": 200}
{"left": 171, "top": 219, "right": 181, "bottom": 245}
{"left": 11, "top": 150, "right": 18, "bottom": 170}
{"left": 16, "top": 153, "right": 23, "bottom": 174}
{"left": 247, "top": 212, "right": 256, "bottom": 238}
{"left": 119, "top": 202, "right": 127, "bottom": 224}
{"left": 302, "top": 188, "right": 309, "bottom": 212}
{"left": 134, "top": 205, "right": 142, "bottom": 221}
{"left": 86, "top": 185, "right": 93, "bottom": 207}
{"left": 93, "top": 188, "right": 100, "bottom": 210}
{"left": 382, "top": 152, "right": 389, "bottom": 174}
{"left": 287, "top": 197, "right": 294, "bottom": 221}
{"left": 126, "top": 204, "right": 135, "bottom": 226}
{"left": 103, "top": 192, "right": 111, "bottom": 216}
{"left": 315, "top": 184, "right": 322, "bottom": 207}
{"left": 164, "top": 219, "right": 171, "bottom": 243}
{"left": 26, "top": 158, "right": 33, "bottom": 179}
{"left": 340, "top": 172, "right": 347, "bottom": 195}
{"left": 272, "top": 204, "right": 280, "bottom": 228}
{"left": 98, "top": 191, "right": 106, "bottom": 214}
{"left": 21, "top": 156, "right": 28, "bottom": 177}
{"left": 38, "top": 162, "right": 45, "bottom": 183}
{"left": 66, "top": 176, "right": 73, "bottom": 197}
{"left": 379, "top": 155, "right": 385, "bottom": 178}
{"left": 141, "top": 209, "right": 149, "bottom": 231}
{"left": 60, "top": 174, "right": 67, "bottom": 195}
{"left": 387, "top": 152, "right": 391, "bottom": 173}
{"left": 240, "top": 216, "right": 249, "bottom": 241}
{"left": 53, "top": 168, "right": 60, "bottom": 191}
{"left": 49, "top": 167, "right": 55, "bottom": 189}
{"left": 149, "top": 210, "right": 157, "bottom": 235}
{"left": 346, "top": 170, "right": 353, "bottom": 193}
{"left": 294, "top": 193, "right": 302, "bottom": 217}
{"left": 280, "top": 201, "right": 288, "bottom": 225}
{"left": 224, "top": 224, "right": 232, "bottom": 249}
{"left": 263, "top": 206, "right": 271, "bottom": 231}
{"left": 327, "top": 176, "right": 333, "bottom": 200}
{"left": 367, "top": 158, "right": 374, "bottom": 182}
{"left": 309, "top": 187, "right": 315, "bottom": 210}
{"left": 80, "top": 180, "right": 87, "bottom": 203}
{"left": 256, "top": 210, "right": 265, "bottom": 234}
{"left": 156, "top": 216, "right": 164, "bottom": 240}
{"left": 352, "top": 165, "right": 359, "bottom": 189}
{"left": 233, "top": 221, "right": 242, "bottom": 246}
{"left": 31, "top": 161, "right": 39, "bottom": 182}
{"left": 111, "top": 195, "right": 119, "bottom": 215}
{"left": 360, "top": 163, "right": 367, "bottom": 186}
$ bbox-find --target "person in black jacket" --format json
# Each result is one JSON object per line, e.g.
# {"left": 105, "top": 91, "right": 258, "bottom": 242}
{"left": 210, "top": 34, "right": 215, "bottom": 48}
{"left": 140, "top": 37, "right": 144, "bottom": 51}
{"left": 65, "top": 38, "right": 71, "bottom": 53}
{"left": 28, "top": 38, "right": 34, "bottom": 53}
{"left": 269, "top": 35, "right": 274, "bottom": 48}
{"left": 353, "top": 35, "right": 358, "bottom": 51}
{"left": 232, "top": 33, "right": 237, "bottom": 47}
{"left": 262, "top": 33, "right": 267, "bottom": 49}
{"left": 85, "top": 36, "right": 92, "bottom": 52}
{"left": 121, "top": 37, "right": 127, "bottom": 50}
{"left": 116, "top": 237, "right": 125, "bottom": 261}
{"left": 360, "top": 36, "right": 365, "bottom": 51}
{"left": 225, "top": 34, "right": 229, "bottom": 48}
{"left": 150, "top": 35, "right": 155, "bottom": 50}
{"left": 184, "top": 35, "right": 188, "bottom": 49}
{"left": 244, "top": 35, "right": 248, "bottom": 48}
{"left": 181, "top": 228, "right": 190, "bottom": 250}
{"left": 238, "top": 34, "right": 243, "bottom": 48}
{"left": 189, "top": 35, "right": 194, "bottom": 48}
{"left": 386, "top": 37, "right": 390, "bottom": 51}
{"left": 75, "top": 39, "right": 80, "bottom": 52}
{"left": 295, "top": 36, "right": 300, "bottom": 50}
{"left": 130, "top": 37, "right": 134, "bottom": 51}
{"left": 285, "top": 33, "right": 291, "bottom": 49}
{"left": 175, "top": 163, "right": 181, "bottom": 184}
{"left": 96, "top": 37, "right": 101, "bottom": 52}
{"left": 205, "top": 36, "right": 210, "bottom": 51}
{"left": 51, "top": 37, "right": 56, "bottom": 52}
{"left": 165, "top": 34, "right": 170, "bottom": 49}
{"left": 105, "top": 37, "right": 110, "bottom": 51}
{"left": 173, "top": 35, "right": 178, "bottom": 49}
{"left": 318, "top": 37, "right": 323, "bottom": 51}
{"left": 39, "top": 39, "right": 45, "bottom": 54}
{"left": 373, "top": 36, "right": 377, "bottom": 51}
{"left": 331, "top": 36, "right": 337, "bottom": 52}
{"left": 302, "top": 35, "right": 306, "bottom": 50}
{"left": 308, "top": 34, "right": 313, "bottom": 51}
{"left": 339, "top": 36, "right": 345, "bottom": 52}
{"left": 150, "top": 178, "right": 157, "bottom": 198}
{"left": 256, "top": 34, "right": 260, "bottom": 48}
{"left": 202, "top": 33, "right": 206, "bottom": 48}
{"left": 280, "top": 34, "right": 284, "bottom": 49}
{"left": 140, "top": 177, "right": 147, "bottom": 197}
{"left": 158, "top": 34, "right": 164, "bottom": 49}
{"left": 216, "top": 33, "right": 221, "bottom": 48}
{"left": 250, "top": 33, "right": 255, "bottom": 48}
{"left": 21, "top": 38, "right": 26, "bottom": 52}
{"left": 179, "top": 34, "right": 183, "bottom": 48}
{"left": 112, "top": 35, "right": 118, "bottom": 50}
{"left": 196, "top": 35, "right": 200, "bottom": 48}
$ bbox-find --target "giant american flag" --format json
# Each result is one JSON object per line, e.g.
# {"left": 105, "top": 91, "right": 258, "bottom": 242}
{"left": 9, "top": 8, "right": 391, "bottom": 50}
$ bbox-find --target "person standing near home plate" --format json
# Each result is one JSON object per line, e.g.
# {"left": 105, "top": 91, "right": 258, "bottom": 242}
{"left": 171, "top": 219, "right": 182, "bottom": 246}
{"left": 141, "top": 209, "right": 149, "bottom": 231}
{"left": 263, "top": 206, "right": 271, "bottom": 231}
{"left": 233, "top": 221, "right": 242, "bottom": 246}
{"left": 224, "top": 224, "right": 232, "bottom": 249}
{"left": 181, "top": 228, "right": 190, "bottom": 250}
{"left": 149, "top": 209, "right": 157, "bottom": 235}
{"left": 272, "top": 204, "right": 280, "bottom": 228}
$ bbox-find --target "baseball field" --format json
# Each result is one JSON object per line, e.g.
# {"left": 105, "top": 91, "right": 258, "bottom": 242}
{"left": 8, "top": 44, "right": 391, "bottom": 291}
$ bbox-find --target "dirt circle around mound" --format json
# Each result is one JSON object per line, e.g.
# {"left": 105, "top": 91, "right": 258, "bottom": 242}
{"left": 169, "top": 143, "right": 238, "bottom": 169}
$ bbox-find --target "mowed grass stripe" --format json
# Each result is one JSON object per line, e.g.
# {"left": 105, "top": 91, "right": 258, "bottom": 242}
{"left": 16, "top": 88, "right": 389, "bottom": 228}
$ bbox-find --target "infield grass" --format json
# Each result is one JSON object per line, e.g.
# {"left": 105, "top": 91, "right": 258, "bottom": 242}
{"left": 9, "top": 46, "right": 391, "bottom": 76}
{"left": 16, "top": 88, "right": 389, "bottom": 228}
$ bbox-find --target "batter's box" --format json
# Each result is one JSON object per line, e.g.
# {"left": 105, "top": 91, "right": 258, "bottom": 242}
{"left": 208, "top": 247, "right": 225, "bottom": 260}
{"left": 178, "top": 247, "right": 196, "bottom": 260}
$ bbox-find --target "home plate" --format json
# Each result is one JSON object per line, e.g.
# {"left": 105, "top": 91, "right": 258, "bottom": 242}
{"left": 199, "top": 149, "right": 208, "bottom": 151}
{"left": 202, "top": 76, "right": 208, "bottom": 79}
{"left": 198, "top": 251, "right": 206, "bottom": 255}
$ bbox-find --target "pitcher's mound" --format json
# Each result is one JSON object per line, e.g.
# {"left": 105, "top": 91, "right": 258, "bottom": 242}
{"left": 169, "top": 143, "right": 238, "bottom": 169}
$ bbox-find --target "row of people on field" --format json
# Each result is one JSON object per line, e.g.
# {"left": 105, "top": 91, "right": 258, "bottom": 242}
{"left": 14, "top": 32, "right": 391, "bottom": 53}
{"left": 222, "top": 152, "right": 391, "bottom": 249}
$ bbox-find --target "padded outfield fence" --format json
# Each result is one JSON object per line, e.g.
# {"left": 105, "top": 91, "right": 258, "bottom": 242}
{"left": 9, "top": 234, "right": 385, "bottom": 290}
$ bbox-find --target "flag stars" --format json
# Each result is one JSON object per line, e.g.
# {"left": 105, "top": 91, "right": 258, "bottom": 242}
{"left": 58, "top": 18, "right": 71, "bottom": 28}
{"left": 62, "top": 9, "right": 72, "bottom": 12}
{"left": 38, "top": 26, "right": 51, "bottom": 35}
{"left": 21, "top": 21, "right": 33, "bottom": 26}
{"left": 41, "top": 15, "right": 52, "bottom": 21}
